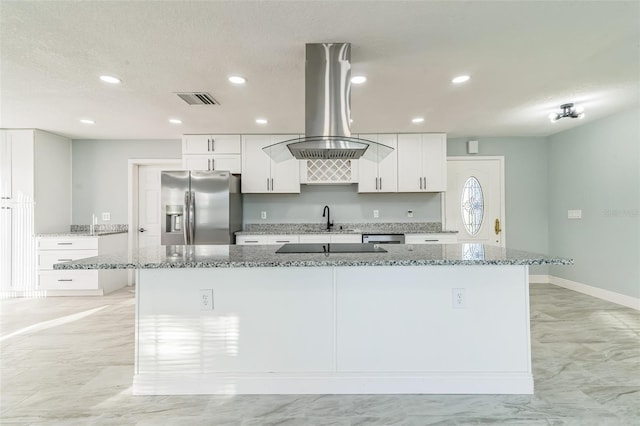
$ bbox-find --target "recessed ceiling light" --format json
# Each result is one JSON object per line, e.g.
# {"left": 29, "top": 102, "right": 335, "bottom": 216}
{"left": 255, "top": 118, "right": 268, "bottom": 125}
{"left": 228, "top": 75, "right": 247, "bottom": 85}
{"left": 351, "top": 75, "right": 367, "bottom": 84}
{"left": 412, "top": 117, "right": 425, "bottom": 123}
{"left": 169, "top": 118, "right": 182, "bottom": 124}
{"left": 452, "top": 75, "right": 470, "bottom": 84}
{"left": 80, "top": 119, "right": 95, "bottom": 124}
{"left": 99, "top": 75, "right": 121, "bottom": 84}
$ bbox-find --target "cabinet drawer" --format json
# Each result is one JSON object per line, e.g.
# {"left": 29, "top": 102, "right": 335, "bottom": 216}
{"left": 267, "top": 235, "right": 299, "bottom": 245}
{"left": 405, "top": 234, "right": 458, "bottom": 244}
{"left": 38, "top": 250, "right": 98, "bottom": 270}
{"left": 38, "top": 237, "right": 98, "bottom": 250}
{"left": 38, "top": 270, "right": 99, "bottom": 290}
{"left": 236, "top": 235, "right": 268, "bottom": 245}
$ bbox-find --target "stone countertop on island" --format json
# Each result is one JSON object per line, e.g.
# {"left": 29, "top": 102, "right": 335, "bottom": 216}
{"left": 54, "top": 243, "right": 572, "bottom": 270}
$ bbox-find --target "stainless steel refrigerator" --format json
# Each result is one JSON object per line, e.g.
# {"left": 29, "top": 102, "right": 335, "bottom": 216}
{"left": 161, "top": 170, "right": 242, "bottom": 245}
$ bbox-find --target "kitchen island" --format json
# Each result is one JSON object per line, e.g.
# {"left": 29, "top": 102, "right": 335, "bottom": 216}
{"left": 56, "top": 243, "right": 572, "bottom": 395}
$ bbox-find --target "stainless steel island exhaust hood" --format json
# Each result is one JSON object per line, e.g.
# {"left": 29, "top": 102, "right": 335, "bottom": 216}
{"left": 263, "top": 43, "right": 393, "bottom": 162}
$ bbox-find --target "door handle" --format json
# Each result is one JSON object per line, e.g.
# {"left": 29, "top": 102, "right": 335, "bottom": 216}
{"left": 494, "top": 218, "right": 502, "bottom": 235}
{"left": 419, "top": 177, "right": 422, "bottom": 190}
{"left": 211, "top": 138, "right": 215, "bottom": 151}
{"left": 138, "top": 228, "right": 147, "bottom": 233}
{"left": 379, "top": 177, "right": 382, "bottom": 190}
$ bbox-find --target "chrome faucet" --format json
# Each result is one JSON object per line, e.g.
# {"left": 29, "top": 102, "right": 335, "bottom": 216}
{"left": 322, "top": 205, "right": 334, "bottom": 231}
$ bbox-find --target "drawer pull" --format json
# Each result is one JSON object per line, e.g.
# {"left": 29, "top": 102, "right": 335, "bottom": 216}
{"left": 57, "top": 279, "right": 73, "bottom": 282}
{"left": 424, "top": 239, "right": 438, "bottom": 242}
{"left": 57, "top": 259, "right": 73, "bottom": 261}
{"left": 245, "top": 240, "right": 259, "bottom": 243}
{"left": 275, "top": 240, "right": 290, "bottom": 243}
{"left": 57, "top": 242, "right": 73, "bottom": 245}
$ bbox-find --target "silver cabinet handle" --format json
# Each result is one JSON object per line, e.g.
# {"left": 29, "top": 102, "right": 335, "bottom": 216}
{"left": 211, "top": 158, "right": 214, "bottom": 170}
{"left": 57, "top": 279, "right": 73, "bottom": 282}
{"left": 271, "top": 178, "right": 274, "bottom": 191}
{"left": 379, "top": 177, "right": 382, "bottom": 190}
{"left": 275, "top": 240, "right": 290, "bottom": 243}
{"left": 211, "top": 138, "right": 215, "bottom": 151}
{"left": 267, "top": 178, "right": 270, "bottom": 191}
{"left": 375, "top": 177, "right": 378, "bottom": 190}
{"left": 244, "top": 240, "right": 259, "bottom": 243}
{"left": 419, "top": 177, "right": 423, "bottom": 190}
{"left": 57, "top": 242, "right": 73, "bottom": 245}
{"left": 423, "top": 239, "right": 438, "bottom": 242}
{"left": 207, "top": 139, "right": 211, "bottom": 151}
{"left": 57, "top": 259, "right": 73, "bottom": 261}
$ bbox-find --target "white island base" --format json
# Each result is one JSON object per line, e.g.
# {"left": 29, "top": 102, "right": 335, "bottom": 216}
{"left": 134, "top": 265, "right": 532, "bottom": 395}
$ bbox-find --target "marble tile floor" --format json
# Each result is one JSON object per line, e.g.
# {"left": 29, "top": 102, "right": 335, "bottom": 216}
{"left": 0, "top": 283, "right": 638, "bottom": 425}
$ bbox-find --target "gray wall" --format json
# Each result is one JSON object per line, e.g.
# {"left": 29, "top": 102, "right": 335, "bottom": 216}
{"left": 447, "top": 137, "right": 549, "bottom": 257}
{"left": 243, "top": 185, "right": 442, "bottom": 225}
{"left": 548, "top": 108, "right": 640, "bottom": 298}
{"left": 72, "top": 139, "right": 181, "bottom": 224}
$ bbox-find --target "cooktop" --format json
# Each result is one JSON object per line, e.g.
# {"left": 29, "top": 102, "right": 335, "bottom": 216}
{"left": 275, "top": 243, "right": 387, "bottom": 254}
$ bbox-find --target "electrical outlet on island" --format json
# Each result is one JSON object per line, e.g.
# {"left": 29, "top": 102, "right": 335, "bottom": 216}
{"left": 261, "top": 211, "right": 267, "bottom": 220}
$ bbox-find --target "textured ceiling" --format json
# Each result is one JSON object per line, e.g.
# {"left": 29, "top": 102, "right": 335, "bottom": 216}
{"left": 1, "top": 0, "right": 638, "bottom": 140}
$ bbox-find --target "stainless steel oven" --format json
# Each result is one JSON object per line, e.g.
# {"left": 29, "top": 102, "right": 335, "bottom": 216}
{"left": 361, "top": 234, "right": 405, "bottom": 244}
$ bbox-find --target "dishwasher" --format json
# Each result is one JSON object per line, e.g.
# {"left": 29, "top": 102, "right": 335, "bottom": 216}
{"left": 362, "top": 234, "right": 405, "bottom": 244}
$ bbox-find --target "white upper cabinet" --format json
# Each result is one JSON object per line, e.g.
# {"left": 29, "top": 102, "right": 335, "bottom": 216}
{"left": 397, "top": 133, "right": 447, "bottom": 192}
{"left": 181, "top": 135, "right": 242, "bottom": 173}
{"left": 358, "top": 134, "right": 398, "bottom": 193}
{"left": 182, "top": 134, "right": 241, "bottom": 154}
{"left": 241, "top": 135, "right": 300, "bottom": 193}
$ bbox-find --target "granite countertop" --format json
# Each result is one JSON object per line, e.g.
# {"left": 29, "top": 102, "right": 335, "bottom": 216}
{"left": 37, "top": 231, "right": 127, "bottom": 237}
{"left": 54, "top": 244, "right": 572, "bottom": 270}
{"left": 236, "top": 222, "right": 458, "bottom": 236}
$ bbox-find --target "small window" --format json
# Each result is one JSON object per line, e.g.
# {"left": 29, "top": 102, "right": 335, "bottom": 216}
{"left": 462, "top": 243, "right": 485, "bottom": 261}
{"left": 460, "top": 176, "right": 484, "bottom": 236}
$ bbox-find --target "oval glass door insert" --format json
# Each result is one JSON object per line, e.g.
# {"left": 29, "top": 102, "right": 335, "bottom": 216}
{"left": 460, "top": 176, "right": 484, "bottom": 235}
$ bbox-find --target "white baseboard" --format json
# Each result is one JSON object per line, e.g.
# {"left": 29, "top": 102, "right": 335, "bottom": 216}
{"left": 529, "top": 274, "right": 640, "bottom": 310}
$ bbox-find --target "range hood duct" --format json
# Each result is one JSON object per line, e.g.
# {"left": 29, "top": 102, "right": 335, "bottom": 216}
{"left": 263, "top": 43, "right": 393, "bottom": 162}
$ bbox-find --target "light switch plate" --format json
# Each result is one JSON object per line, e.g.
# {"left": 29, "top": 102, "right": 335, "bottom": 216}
{"left": 261, "top": 211, "right": 267, "bottom": 220}
{"left": 373, "top": 210, "right": 379, "bottom": 218}
{"left": 101, "top": 212, "right": 111, "bottom": 221}
{"left": 567, "top": 209, "right": 582, "bottom": 219}
{"left": 200, "top": 289, "right": 213, "bottom": 311}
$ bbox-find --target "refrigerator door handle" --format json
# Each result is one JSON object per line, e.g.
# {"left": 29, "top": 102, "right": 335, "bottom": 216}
{"left": 189, "top": 191, "right": 195, "bottom": 244}
{"left": 183, "top": 191, "right": 190, "bottom": 244}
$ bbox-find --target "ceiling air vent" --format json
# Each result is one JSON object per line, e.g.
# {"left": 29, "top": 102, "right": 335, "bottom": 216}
{"left": 176, "top": 92, "right": 219, "bottom": 106}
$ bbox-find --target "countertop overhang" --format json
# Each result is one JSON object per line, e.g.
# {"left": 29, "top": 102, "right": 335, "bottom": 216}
{"left": 54, "top": 243, "right": 573, "bottom": 270}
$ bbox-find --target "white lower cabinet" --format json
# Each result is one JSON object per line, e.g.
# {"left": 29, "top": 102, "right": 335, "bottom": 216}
{"left": 404, "top": 233, "right": 458, "bottom": 244}
{"left": 238, "top": 234, "right": 362, "bottom": 245}
{"left": 236, "top": 235, "right": 299, "bottom": 245}
{"left": 37, "top": 233, "right": 128, "bottom": 295}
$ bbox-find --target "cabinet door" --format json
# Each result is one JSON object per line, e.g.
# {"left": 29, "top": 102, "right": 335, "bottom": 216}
{"left": 182, "top": 135, "right": 211, "bottom": 154}
{"left": 376, "top": 134, "right": 398, "bottom": 192}
{"left": 357, "top": 134, "right": 380, "bottom": 193}
{"left": 183, "top": 135, "right": 241, "bottom": 154}
{"left": 422, "top": 133, "right": 447, "bottom": 192}
{"left": 211, "top": 154, "right": 241, "bottom": 174}
{"left": 270, "top": 134, "right": 300, "bottom": 193}
{"left": 397, "top": 134, "right": 423, "bottom": 192}
{"left": 241, "top": 135, "right": 271, "bottom": 193}
{"left": 209, "top": 135, "right": 241, "bottom": 154}
{"left": 182, "top": 155, "right": 211, "bottom": 171}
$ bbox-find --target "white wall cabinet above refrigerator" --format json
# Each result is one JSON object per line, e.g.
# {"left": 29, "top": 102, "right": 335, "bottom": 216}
{"left": 182, "top": 134, "right": 241, "bottom": 154}
{"left": 241, "top": 135, "right": 300, "bottom": 193}
{"left": 397, "top": 133, "right": 447, "bottom": 192}
{"left": 182, "top": 154, "right": 241, "bottom": 174}
{"left": 357, "top": 134, "right": 398, "bottom": 193}
{"left": 181, "top": 134, "right": 241, "bottom": 173}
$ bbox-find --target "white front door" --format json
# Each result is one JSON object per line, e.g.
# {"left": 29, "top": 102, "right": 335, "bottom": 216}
{"left": 445, "top": 157, "right": 505, "bottom": 247}
{"left": 137, "top": 163, "right": 181, "bottom": 249}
